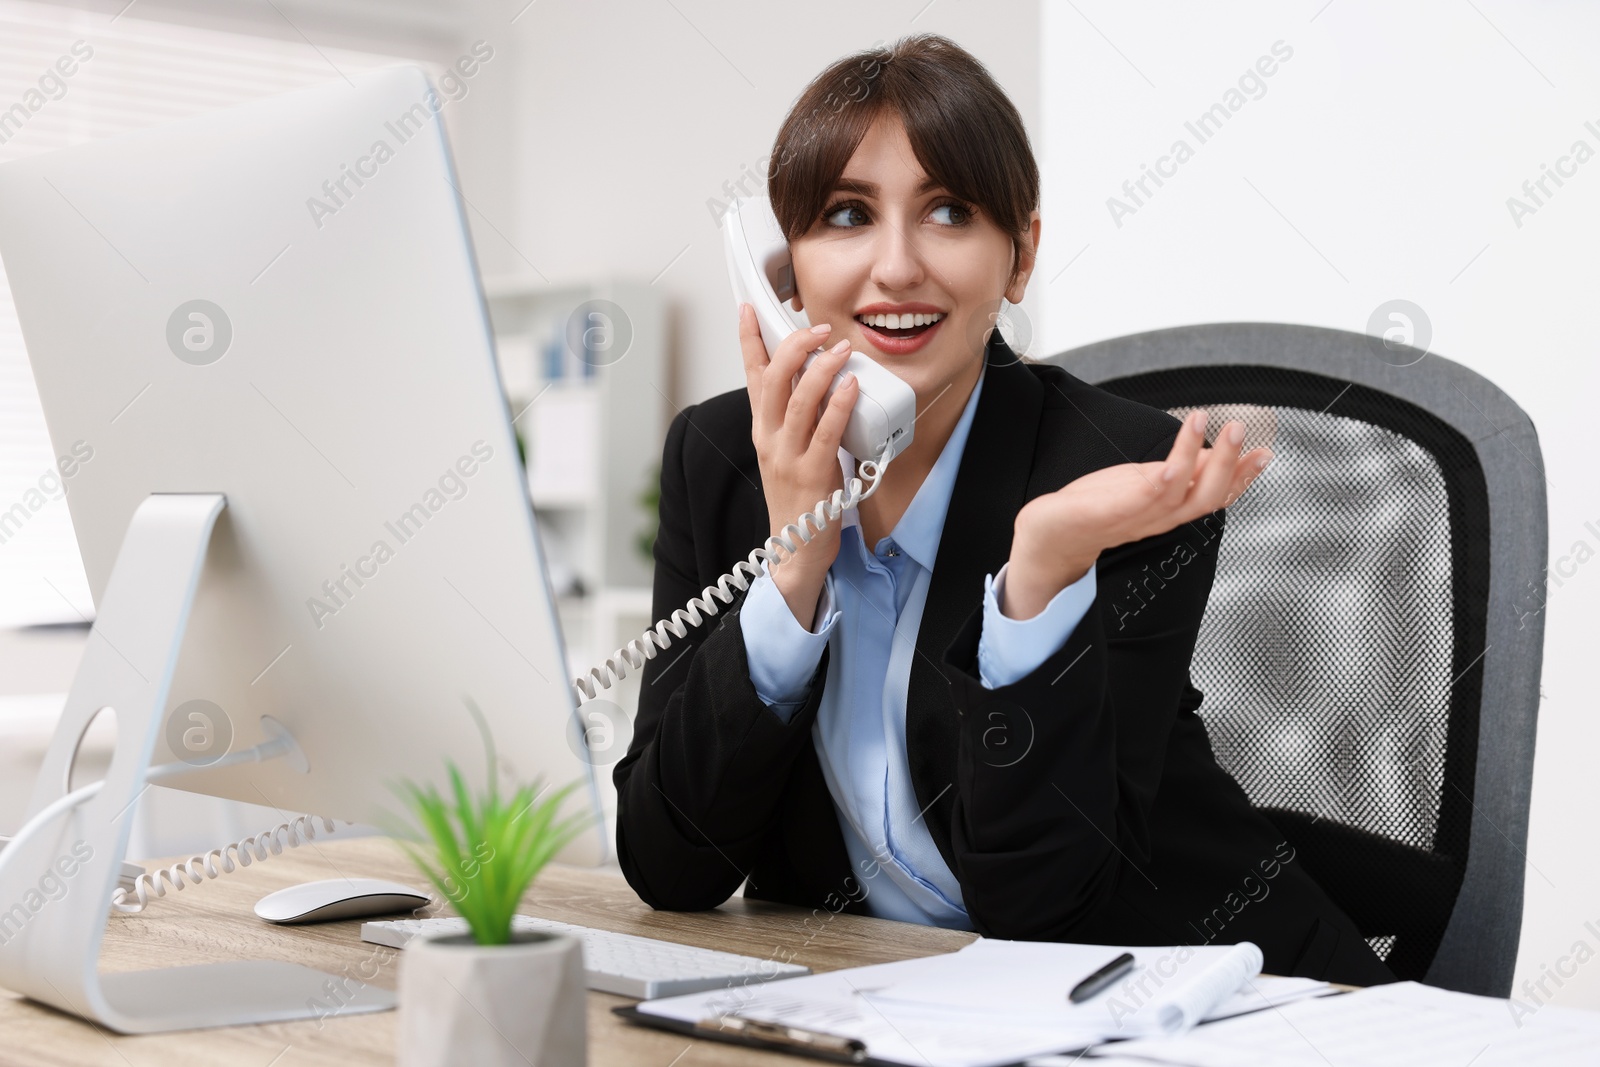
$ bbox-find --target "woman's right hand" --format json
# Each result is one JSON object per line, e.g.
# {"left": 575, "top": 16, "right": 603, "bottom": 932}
{"left": 738, "top": 302, "right": 859, "bottom": 627}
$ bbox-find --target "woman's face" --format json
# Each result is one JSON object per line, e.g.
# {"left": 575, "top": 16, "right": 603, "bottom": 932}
{"left": 790, "top": 112, "right": 1040, "bottom": 408}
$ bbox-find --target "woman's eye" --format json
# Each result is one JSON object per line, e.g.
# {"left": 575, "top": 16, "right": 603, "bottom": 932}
{"left": 824, "top": 203, "right": 868, "bottom": 228}
{"left": 930, "top": 202, "right": 970, "bottom": 226}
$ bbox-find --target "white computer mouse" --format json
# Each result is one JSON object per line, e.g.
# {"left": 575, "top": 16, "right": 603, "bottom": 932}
{"left": 254, "top": 877, "right": 431, "bottom": 924}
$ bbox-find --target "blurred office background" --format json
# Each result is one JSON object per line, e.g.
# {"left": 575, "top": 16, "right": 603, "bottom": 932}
{"left": 0, "top": 0, "right": 1594, "bottom": 1008}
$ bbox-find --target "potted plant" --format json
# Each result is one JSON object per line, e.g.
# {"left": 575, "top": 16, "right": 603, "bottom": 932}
{"left": 388, "top": 702, "right": 593, "bottom": 1067}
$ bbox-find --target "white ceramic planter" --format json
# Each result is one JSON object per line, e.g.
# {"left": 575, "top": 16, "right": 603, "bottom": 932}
{"left": 397, "top": 929, "right": 585, "bottom": 1067}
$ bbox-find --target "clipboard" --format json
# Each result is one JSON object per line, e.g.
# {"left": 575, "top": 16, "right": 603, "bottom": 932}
{"left": 613, "top": 1004, "right": 926, "bottom": 1066}
{"left": 614, "top": 938, "right": 1269, "bottom": 1066}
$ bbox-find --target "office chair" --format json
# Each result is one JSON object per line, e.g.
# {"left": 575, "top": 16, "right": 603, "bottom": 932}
{"left": 1050, "top": 323, "right": 1545, "bottom": 997}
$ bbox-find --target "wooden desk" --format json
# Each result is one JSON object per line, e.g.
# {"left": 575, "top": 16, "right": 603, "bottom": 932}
{"left": 0, "top": 837, "right": 977, "bottom": 1066}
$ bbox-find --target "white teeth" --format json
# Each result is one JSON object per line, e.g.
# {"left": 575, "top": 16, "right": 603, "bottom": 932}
{"left": 856, "top": 312, "right": 944, "bottom": 329}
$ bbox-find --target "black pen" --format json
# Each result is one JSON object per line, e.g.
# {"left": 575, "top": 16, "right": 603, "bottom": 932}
{"left": 1068, "top": 951, "right": 1136, "bottom": 1004}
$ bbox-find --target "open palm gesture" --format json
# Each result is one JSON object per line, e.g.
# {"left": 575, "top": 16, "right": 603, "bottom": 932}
{"left": 1004, "top": 409, "right": 1272, "bottom": 619}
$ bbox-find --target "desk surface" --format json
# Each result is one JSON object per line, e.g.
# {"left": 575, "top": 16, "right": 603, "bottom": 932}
{"left": 1, "top": 836, "right": 978, "bottom": 1066}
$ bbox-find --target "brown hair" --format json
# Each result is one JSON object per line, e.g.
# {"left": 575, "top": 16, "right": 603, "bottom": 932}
{"left": 768, "top": 34, "right": 1039, "bottom": 283}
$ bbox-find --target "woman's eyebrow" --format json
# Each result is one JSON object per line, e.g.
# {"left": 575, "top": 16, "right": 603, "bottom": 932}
{"left": 832, "top": 176, "right": 944, "bottom": 197}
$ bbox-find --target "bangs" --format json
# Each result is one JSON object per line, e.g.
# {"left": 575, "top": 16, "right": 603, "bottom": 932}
{"left": 767, "top": 35, "right": 1038, "bottom": 270}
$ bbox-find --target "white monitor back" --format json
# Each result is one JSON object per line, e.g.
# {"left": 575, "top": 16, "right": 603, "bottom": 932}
{"left": 0, "top": 66, "right": 603, "bottom": 864}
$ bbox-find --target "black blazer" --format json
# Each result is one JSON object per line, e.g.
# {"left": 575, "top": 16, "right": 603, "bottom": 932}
{"left": 614, "top": 338, "right": 1394, "bottom": 986}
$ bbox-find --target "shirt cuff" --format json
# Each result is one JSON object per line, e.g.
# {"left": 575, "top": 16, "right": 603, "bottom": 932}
{"left": 978, "top": 561, "right": 1097, "bottom": 690}
{"left": 738, "top": 561, "right": 840, "bottom": 722}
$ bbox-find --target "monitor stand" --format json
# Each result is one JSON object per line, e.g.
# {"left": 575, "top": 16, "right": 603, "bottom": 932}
{"left": 0, "top": 493, "right": 396, "bottom": 1032}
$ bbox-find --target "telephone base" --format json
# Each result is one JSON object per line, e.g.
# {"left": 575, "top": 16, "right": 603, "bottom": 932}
{"left": 96, "top": 961, "right": 396, "bottom": 1033}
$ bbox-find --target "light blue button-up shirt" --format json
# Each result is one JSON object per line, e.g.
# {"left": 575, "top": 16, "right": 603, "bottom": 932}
{"left": 737, "top": 374, "right": 1098, "bottom": 927}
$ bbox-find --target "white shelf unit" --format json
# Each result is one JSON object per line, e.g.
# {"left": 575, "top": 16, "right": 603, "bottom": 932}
{"left": 482, "top": 277, "right": 667, "bottom": 834}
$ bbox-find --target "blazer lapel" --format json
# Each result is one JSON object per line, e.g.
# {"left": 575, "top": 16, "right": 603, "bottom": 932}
{"left": 906, "top": 335, "right": 1044, "bottom": 872}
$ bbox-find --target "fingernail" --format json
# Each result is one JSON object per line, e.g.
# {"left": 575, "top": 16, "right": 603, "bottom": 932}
{"left": 831, "top": 338, "right": 850, "bottom": 354}
{"left": 811, "top": 323, "right": 832, "bottom": 334}
{"left": 1189, "top": 410, "right": 1206, "bottom": 434}
{"left": 842, "top": 371, "right": 857, "bottom": 387}
{"left": 1227, "top": 423, "right": 1244, "bottom": 445}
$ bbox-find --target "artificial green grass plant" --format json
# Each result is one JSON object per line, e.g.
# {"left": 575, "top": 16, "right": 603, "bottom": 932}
{"left": 391, "top": 699, "right": 591, "bottom": 946}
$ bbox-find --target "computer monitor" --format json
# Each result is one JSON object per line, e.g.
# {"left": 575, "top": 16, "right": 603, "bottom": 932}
{"left": 0, "top": 66, "right": 603, "bottom": 1030}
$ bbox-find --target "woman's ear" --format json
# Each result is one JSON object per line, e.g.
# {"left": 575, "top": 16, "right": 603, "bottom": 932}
{"left": 1004, "top": 210, "right": 1042, "bottom": 305}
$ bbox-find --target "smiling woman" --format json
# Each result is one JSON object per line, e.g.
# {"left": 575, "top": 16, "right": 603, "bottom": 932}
{"left": 613, "top": 33, "right": 1393, "bottom": 988}
{"left": 769, "top": 34, "right": 1035, "bottom": 415}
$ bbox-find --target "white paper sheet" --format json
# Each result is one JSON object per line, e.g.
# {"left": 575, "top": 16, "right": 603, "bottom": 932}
{"left": 1106, "top": 980, "right": 1600, "bottom": 1066}
{"left": 1201, "top": 975, "right": 1332, "bottom": 1021}
{"left": 636, "top": 937, "right": 1265, "bottom": 1067}
{"left": 1022, "top": 978, "right": 1331, "bottom": 1065}
{"left": 639, "top": 954, "right": 1095, "bottom": 1067}
{"left": 863, "top": 938, "right": 1263, "bottom": 1038}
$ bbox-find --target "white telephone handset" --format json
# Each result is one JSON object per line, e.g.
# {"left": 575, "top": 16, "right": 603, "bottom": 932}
{"left": 564, "top": 197, "right": 922, "bottom": 700}
{"left": 721, "top": 195, "right": 916, "bottom": 464}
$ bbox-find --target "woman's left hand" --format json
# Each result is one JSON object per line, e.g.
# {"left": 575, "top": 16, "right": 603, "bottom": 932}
{"left": 1002, "top": 409, "right": 1272, "bottom": 620}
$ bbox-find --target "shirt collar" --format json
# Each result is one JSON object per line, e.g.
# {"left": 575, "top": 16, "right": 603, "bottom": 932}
{"left": 838, "top": 372, "right": 985, "bottom": 571}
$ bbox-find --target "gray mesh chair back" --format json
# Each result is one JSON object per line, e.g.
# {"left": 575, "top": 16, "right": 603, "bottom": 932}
{"left": 1051, "top": 323, "right": 1545, "bottom": 996}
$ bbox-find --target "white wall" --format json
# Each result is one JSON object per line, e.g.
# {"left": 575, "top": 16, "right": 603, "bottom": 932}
{"left": 1039, "top": 0, "right": 1599, "bottom": 1008}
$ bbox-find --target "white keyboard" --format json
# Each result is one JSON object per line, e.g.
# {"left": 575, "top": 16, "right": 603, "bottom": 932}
{"left": 360, "top": 914, "right": 810, "bottom": 998}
